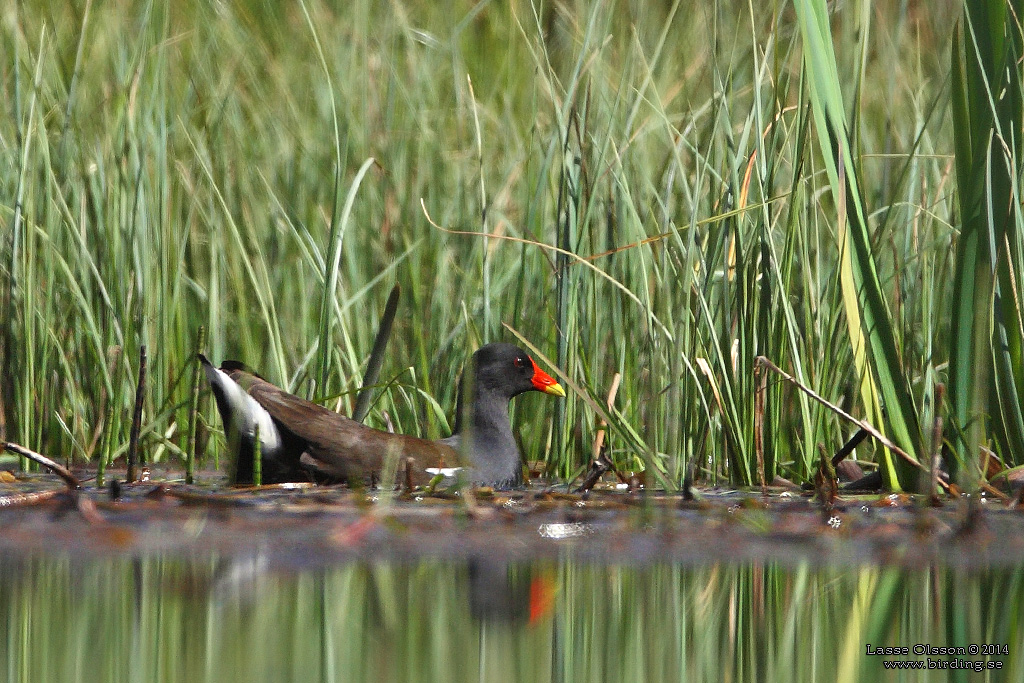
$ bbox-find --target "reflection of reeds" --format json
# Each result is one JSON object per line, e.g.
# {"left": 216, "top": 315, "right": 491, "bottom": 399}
{"left": 0, "top": 0, "right": 969, "bottom": 491}
{"left": 3, "top": 558, "right": 1020, "bottom": 682}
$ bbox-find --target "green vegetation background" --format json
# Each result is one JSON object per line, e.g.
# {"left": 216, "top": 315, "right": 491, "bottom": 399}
{"left": 0, "top": 0, "right": 971, "bottom": 487}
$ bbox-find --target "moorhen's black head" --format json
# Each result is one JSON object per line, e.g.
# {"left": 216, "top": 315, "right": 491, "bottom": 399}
{"left": 449, "top": 343, "right": 565, "bottom": 439}
{"left": 444, "top": 343, "right": 565, "bottom": 487}
{"left": 468, "top": 343, "right": 565, "bottom": 399}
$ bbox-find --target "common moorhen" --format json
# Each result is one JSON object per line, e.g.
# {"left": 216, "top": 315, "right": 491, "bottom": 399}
{"left": 200, "top": 343, "right": 565, "bottom": 488}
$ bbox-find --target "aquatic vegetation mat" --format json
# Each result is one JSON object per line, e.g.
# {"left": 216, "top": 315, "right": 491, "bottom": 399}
{"left": 0, "top": 470, "right": 1020, "bottom": 570}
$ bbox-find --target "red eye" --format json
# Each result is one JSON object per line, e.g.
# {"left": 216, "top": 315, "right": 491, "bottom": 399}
{"left": 514, "top": 357, "right": 527, "bottom": 368}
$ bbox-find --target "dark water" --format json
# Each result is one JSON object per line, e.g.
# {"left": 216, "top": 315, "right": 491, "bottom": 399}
{"left": 1, "top": 482, "right": 1022, "bottom": 681}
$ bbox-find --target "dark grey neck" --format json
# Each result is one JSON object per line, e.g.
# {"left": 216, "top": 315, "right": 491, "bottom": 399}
{"left": 446, "top": 383, "right": 521, "bottom": 487}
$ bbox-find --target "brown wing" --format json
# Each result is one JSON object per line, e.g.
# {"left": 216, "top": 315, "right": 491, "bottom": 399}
{"left": 229, "top": 369, "right": 459, "bottom": 486}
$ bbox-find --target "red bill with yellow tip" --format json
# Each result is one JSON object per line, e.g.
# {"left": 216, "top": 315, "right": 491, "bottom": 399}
{"left": 530, "top": 357, "right": 566, "bottom": 397}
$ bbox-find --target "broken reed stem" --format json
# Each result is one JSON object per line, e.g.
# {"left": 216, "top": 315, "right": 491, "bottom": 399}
{"left": 127, "top": 345, "right": 146, "bottom": 483}
{"left": 591, "top": 372, "right": 622, "bottom": 460}
{"left": 929, "top": 384, "right": 945, "bottom": 501}
{"left": 96, "top": 346, "right": 122, "bottom": 488}
{"left": 574, "top": 373, "right": 624, "bottom": 493}
{"left": 754, "top": 363, "right": 767, "bottom": 495}
{"left": 815, "top": 443, "right": 838, "bottom": 516}
{"left": 0, "top": 489, "right": 63, "bottom": 508}
{"left": 2, "top": 442, "right": 80, "bottom": 490}
{"left": 186, "top": 326, "right": 206, "bottom": 485}
{"left": 404, "top": 456, "right": 414, "bottom": 493}
{"left": 831, "top": 429, "right": 870, "bottom": 467}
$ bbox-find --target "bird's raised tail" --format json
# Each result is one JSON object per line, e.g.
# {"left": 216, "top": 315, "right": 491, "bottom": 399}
{"left": 198, "top": 354, "right": 283, "bottom": 484}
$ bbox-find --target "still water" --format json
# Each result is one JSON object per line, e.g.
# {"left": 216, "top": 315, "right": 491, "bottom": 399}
{"left": 2, "top": 555, "right": 1020, "bottom": 682}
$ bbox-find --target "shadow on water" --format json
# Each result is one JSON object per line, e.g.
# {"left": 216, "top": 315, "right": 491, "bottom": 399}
{"left": 1, "top": 554, "right": 1021, "bottom": 682}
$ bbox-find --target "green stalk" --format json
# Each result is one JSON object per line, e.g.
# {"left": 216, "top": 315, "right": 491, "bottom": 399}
{"left": 186, "top": 326, "right": 206, "bottom": 484}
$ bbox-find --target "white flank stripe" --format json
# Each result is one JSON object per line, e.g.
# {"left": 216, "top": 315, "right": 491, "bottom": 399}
{"left": 425, "top": 467, "right": 462, "bottom": 478}
{"left": 209, "top": 366, "right": 282, "bottom": 453}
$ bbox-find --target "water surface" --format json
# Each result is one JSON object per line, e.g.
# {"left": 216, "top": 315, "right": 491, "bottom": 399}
{"left": 1, "top": 480, "right": 1021, "bottom": 682}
